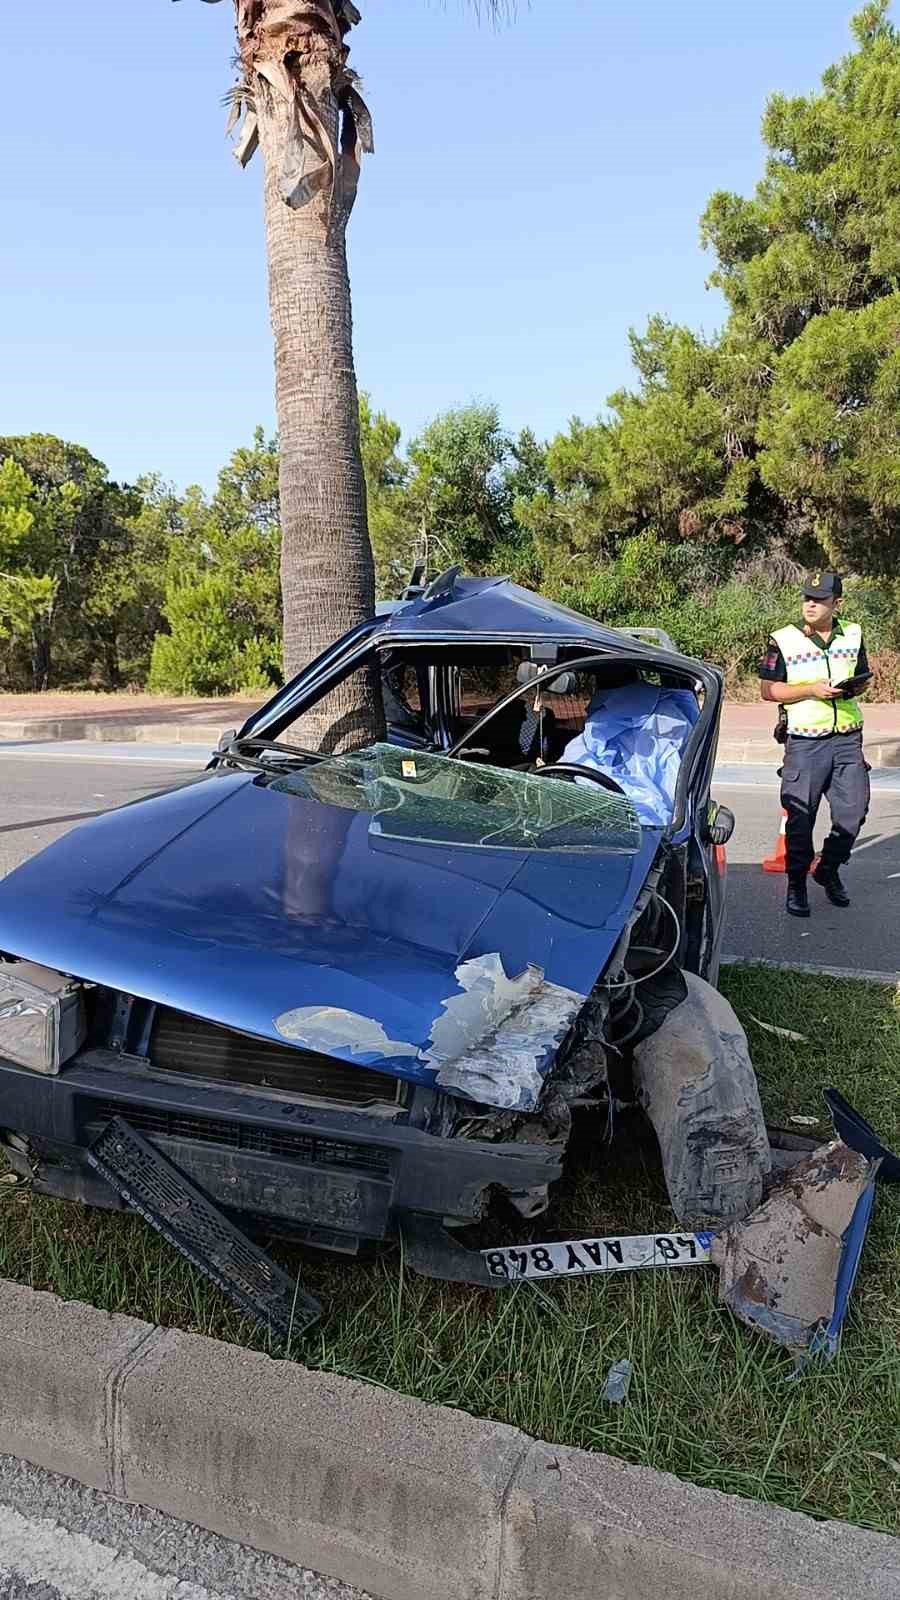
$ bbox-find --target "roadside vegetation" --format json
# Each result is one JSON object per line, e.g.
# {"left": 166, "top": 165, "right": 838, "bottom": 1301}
{"left": 4, "top": 7, "right": 900, "bottom": 703}
{"left": 1, "top": 965, "right": 898, "bottom": 1534}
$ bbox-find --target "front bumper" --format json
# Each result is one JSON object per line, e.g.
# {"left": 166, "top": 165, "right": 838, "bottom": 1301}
{"left": 0, "top": 1052, "right": 564, "bottom": 1248}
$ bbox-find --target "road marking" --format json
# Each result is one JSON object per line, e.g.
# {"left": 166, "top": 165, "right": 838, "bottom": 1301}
{"left": 0, "top": 746, "right": 200, "bottom": 767}
{"left": 0, "top": 1502, "right": 236, "bottom": 1600}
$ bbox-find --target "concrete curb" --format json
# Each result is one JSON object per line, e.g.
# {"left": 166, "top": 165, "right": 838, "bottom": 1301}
{"left": 716, "top": 735, "right": 900, "bottom": 768}
{"left": 722, "top": 955, "right": 900, "bottom": 986}
{"left": 0, "top": 1279, "right": 897, "bottom": 1599}
{"left": 0, "top": 720, "right": 226, "bottom": 747}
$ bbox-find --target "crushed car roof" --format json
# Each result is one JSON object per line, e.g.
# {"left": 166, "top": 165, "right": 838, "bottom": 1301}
{"left": 376, "top": 575, "right": 680, "bottom": 652}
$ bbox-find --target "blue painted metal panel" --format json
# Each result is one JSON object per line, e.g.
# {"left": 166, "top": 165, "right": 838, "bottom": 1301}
{"left": 0, "top": 771, "right": 660, "bottom": 1088}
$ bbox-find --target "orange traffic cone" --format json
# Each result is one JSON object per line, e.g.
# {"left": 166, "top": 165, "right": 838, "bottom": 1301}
{"left": 762, "top": 810, "right": 820, "bottom": 874}
{"left": 762, "top": 809, "right": 789, "bottom": 872}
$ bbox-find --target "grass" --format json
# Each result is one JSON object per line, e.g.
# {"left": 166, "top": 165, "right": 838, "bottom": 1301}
{"left": 1, "top": 964, "right": 899, "bottom": 1533}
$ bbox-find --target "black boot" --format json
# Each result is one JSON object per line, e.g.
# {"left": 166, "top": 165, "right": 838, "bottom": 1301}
{"left": 813, "top": 862, "right": 850, "bottom": 906}
{"left": 786, "top": 875, "right": 810, "bottom": 918}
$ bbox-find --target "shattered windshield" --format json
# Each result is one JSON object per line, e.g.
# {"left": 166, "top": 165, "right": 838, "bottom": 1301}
{"left": 270, "top": 744, "right": 641, "bottom": 853}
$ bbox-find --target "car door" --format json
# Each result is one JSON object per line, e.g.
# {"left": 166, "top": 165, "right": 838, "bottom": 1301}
{"left": 682, "top": 674, "right": 733, "bottom": 983}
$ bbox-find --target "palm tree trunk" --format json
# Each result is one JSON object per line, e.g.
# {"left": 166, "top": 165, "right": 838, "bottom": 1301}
{"left": 254, "top": 46, "right": 382, "bottom": 750}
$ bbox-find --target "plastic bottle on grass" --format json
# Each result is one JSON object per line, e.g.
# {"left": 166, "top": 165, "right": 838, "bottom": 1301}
{"left": 603, "top": 1358, "right": 633, "bottom": 1404}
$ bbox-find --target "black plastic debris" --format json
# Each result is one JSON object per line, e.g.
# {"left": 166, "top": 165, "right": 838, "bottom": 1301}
{"left": 87, "top": 1117, "right": 321, "bottom": 1339}
{"left": 823, "top": 1087, "right": 900, "bottom": 1183}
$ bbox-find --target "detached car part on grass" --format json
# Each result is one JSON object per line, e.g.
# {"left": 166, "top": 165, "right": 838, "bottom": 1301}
{"left": 712, "top": 1139, "right": 880, "bottom": 1369}
{"left": 0, "top": 573, "right": 760, "bottom": 1328}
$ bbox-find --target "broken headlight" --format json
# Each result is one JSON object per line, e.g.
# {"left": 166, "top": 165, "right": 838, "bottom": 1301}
{"left": 0, "top": 961, "right": 86, "bottom": 1074}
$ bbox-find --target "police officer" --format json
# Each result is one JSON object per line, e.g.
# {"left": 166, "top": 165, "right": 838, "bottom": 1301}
{"left": 759, "top": 571, "right": 870, "bottom": 918}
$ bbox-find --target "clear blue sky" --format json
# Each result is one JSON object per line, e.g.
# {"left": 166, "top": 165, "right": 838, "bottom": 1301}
{"left": 1, "top": 1, "right": 879, "bottom": 492}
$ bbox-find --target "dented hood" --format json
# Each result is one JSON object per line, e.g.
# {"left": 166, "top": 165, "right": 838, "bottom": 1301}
{"left": 0, "top": 769, "right": 660, "bottom": 1105}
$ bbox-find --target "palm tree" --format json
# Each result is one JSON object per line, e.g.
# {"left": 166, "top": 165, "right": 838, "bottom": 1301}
{"left": 181, "top": 1, "right": 507, "bottom": 748}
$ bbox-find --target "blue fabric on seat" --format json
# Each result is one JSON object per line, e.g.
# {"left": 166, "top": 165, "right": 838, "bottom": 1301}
{"left": 560, "top": 682, "right": 699, "bottom": 826}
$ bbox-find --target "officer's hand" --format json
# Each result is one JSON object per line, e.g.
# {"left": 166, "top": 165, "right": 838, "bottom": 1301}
{"left": 809, "top": 681, "right": 842, "bottom": 700}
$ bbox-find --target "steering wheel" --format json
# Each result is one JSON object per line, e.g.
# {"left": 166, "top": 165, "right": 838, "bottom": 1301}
{"left": 536, "top": 762, "right": 627, "bottom": 796}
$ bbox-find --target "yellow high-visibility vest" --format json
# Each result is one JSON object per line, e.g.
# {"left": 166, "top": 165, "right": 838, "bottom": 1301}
{"left": 772, "top": 623, "right": 864, "bottom": 737}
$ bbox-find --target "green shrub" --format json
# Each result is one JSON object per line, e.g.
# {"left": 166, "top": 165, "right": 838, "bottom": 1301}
{"left": 841, "top": 578, "right": 900, "bottom": 652}
{"left": 148, "top": 574, "right": 279, "bottom": 696}
{"left": 550, "top": 532, "right": 684, "bottom": 622}
{"left": 666, "top": 581, "right": 796, "bottom": 680}
{"left": 542, "top": 537, "right": 898, "bottom": 693}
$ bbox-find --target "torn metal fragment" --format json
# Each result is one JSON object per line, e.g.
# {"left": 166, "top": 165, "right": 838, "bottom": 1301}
{"left": 429, "top": 953, "right": 585, "bottom": 1112}
{"left": 711, "top": 1139, "right": 878, "bottom": 1364}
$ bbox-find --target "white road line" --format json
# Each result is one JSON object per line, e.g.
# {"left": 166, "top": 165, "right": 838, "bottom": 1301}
{"left": 0, "top": 755, "right": 197, "bottom": 765}
{"left": 0, "top": 1503, "right": 236, "bottom": 1600}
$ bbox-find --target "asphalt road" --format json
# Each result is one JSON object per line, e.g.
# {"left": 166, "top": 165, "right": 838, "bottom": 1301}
{"left": 713, "top": 762, "right": 900, "bottom": 974}
{"left": 1, "top": 741, "right": 899, "bottom": 975}
{"left": 0, "top": 1453, "right": 371, "bottom": 1600}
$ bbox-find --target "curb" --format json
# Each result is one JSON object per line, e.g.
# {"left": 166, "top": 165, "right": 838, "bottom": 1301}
{"left": 0, "top": 1279, "right": 897, "bottom": 1599}
{"left": 0, "top": 721, "right": 226, "bottom": 747}
{"left": 723, "top": 956, "right": 900, "bottom": 986}
{"left": 716, "top": 735, "right": 900, "bottom": 768}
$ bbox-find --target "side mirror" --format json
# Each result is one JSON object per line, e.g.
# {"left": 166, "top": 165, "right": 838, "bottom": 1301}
{"left": 708, "top": 803, "right": 735, "bottom": 848}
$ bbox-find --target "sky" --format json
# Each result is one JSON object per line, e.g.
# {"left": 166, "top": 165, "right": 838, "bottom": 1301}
{"left": 1, "top": 1, "right": 881, "bottom": 493}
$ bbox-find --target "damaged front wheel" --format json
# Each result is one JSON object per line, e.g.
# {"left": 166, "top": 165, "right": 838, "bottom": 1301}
{"left": 633, "top": 973, "right": 771, "bottom": 1229}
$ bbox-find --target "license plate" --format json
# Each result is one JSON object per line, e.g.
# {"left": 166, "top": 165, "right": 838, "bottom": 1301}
{"left": 481, "top": 1230, "right": 713, "bottom": 1282}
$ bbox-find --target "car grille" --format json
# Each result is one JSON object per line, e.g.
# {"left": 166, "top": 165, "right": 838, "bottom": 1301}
{"left": 81, "top": 1100, "right": 392, "bottom": 1177}
{"left": 147, "top": 1008, "right": 404, "bottom": 1108}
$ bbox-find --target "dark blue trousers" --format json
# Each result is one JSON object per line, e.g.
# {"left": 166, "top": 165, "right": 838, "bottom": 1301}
{"left": 781, "top": 731, "right": 870, "bottom": 877}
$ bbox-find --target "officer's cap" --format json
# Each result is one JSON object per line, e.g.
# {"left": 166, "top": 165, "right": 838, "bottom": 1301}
{"left": 802, "top": 570, "right": 843, "bottom": 600}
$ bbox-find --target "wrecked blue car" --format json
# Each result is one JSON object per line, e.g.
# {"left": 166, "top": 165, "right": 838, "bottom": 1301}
{"left": 0, "top": 574, "right": 752, "bottom": 1297}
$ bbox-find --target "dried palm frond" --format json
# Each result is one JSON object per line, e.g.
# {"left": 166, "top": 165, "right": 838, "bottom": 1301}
{"left": 185, "top": 0, "right": 511, "bottom": 221}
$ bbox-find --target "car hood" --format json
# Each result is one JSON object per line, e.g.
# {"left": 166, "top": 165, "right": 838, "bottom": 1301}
{"left": 0, "top": 770, "right": 661, "bottom": 1109}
